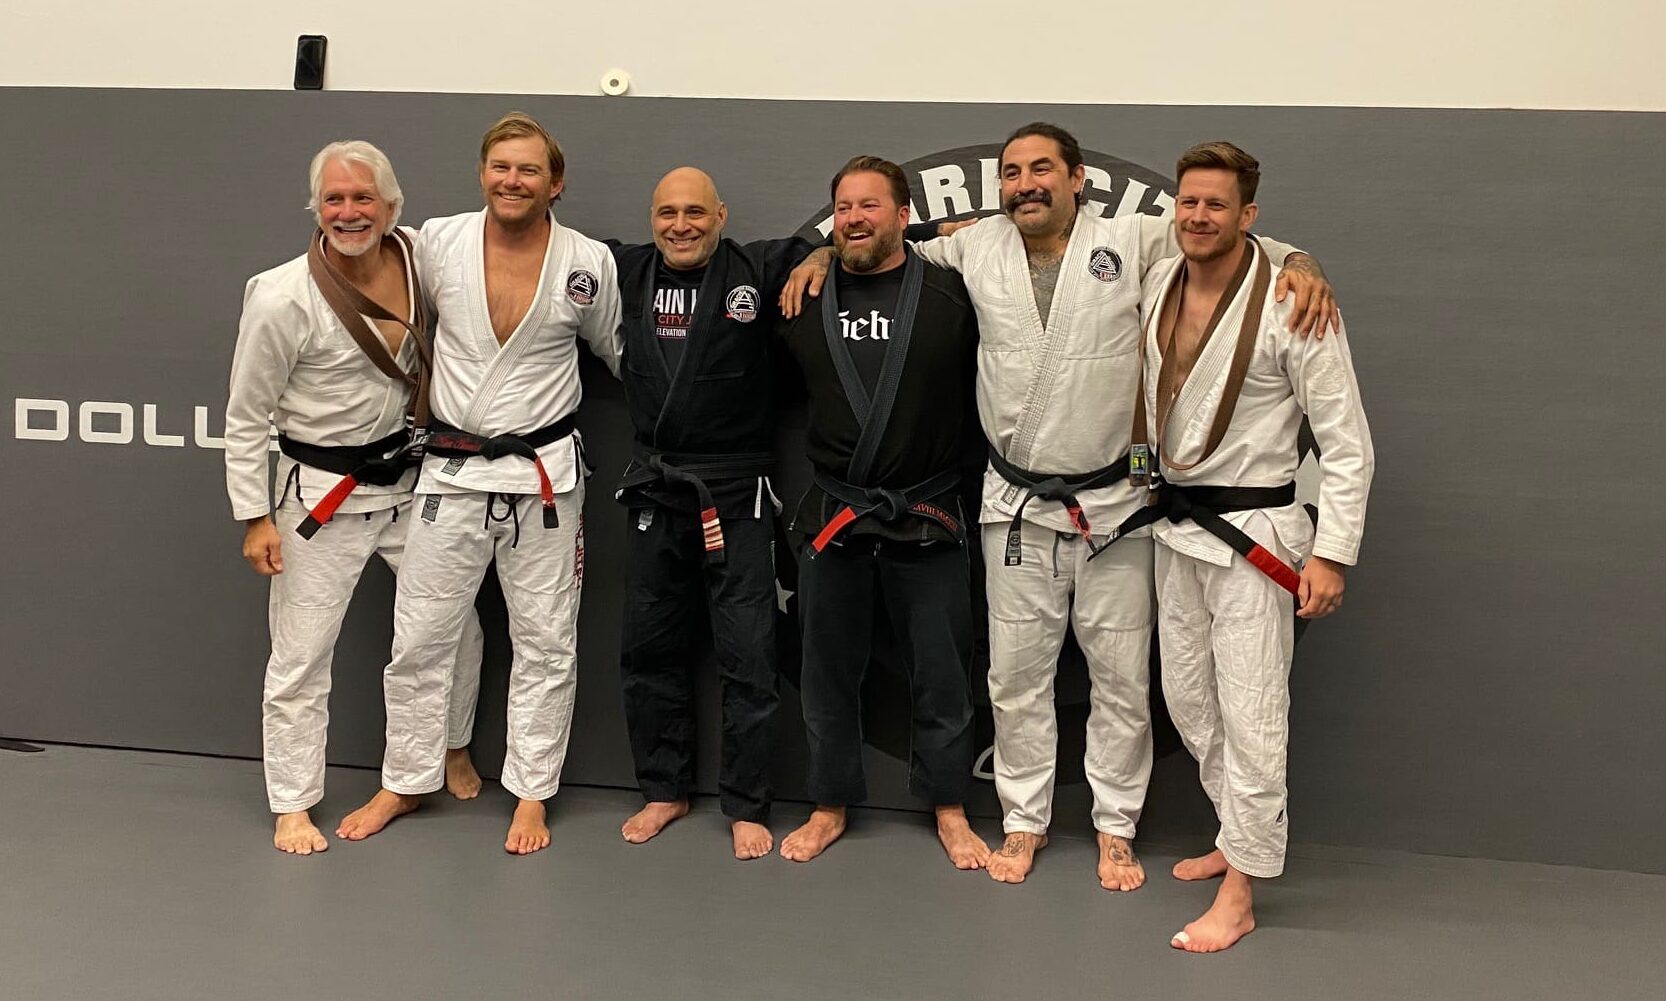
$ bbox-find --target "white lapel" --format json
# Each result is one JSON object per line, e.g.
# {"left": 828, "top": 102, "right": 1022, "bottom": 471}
{"left": 461, "top": 210, "right": 569, "bottom": 429}
{"left": 1166, "top": 241, "right": 1262, "bottom": 446}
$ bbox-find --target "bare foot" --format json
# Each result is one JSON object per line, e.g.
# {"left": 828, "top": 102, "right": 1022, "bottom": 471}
{"left": 505, "top": 798, "right": 551, "bottom": 855}
{"left": 987, "top": 831, "right": 1047, "bottom": 884}
{"left": 1097, "top": 832, "right": 1146, "bottom": 891}
{"left": 1173, "top": 848, "right": 1229, "bottom": 881}
{"left": 780, "top": 806, "right": 846, "bottom": 862}
{"left": 620, "top": 800, "right": 689, "bottom": 844}
{"left": 1172, "top": 869, "right": 1257, "bottom": 953}
{"left": 444, "top": 747, "right": 483, "bottom": 800}
{"left": 935, "top": 805, "right": 991, "bottom": 870}
{"left": 336, "top": 789, "right": 418, "bottom": 841}
{"left": 731, "top": 820, "right": 774, "bottom": 860}
{"left": 274, "top": 811, "right": 329, "bottom": 855}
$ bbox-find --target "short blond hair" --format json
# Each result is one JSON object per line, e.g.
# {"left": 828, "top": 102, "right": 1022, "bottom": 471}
{"left": 479, "top": 111, "right": 565, "bottom": 182}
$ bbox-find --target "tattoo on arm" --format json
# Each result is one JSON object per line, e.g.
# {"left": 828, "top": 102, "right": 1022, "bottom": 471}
{"left": 1283, "top": 253, "right": 1325, "bottom": 280}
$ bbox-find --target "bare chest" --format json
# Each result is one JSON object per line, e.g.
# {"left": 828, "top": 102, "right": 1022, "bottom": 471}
{"left": 484, "top": 245, "right": 544, "bottom": 345}
{"left": 1169, "top": 294, "right": 1219, "bottom": 389}
{"left": 358, "top": 264, "right": 411, "bottom": 356}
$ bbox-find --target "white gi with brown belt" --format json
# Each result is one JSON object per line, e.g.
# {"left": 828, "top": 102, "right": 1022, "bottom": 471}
{"left": 225, "top": 228, "right": 485, "bottom": 815}
{"left": 1141, "top": 242, "right": 1373, "bottom": 877}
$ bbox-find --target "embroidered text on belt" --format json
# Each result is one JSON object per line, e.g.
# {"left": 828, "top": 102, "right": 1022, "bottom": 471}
{"left": 424, "top": 415, "right": 579, "bottom": 529}
{"left": 617, "top": 444, "right": 774, "bottom": 564}
{"left": 987, "top": 447, "right": 1131, "bottom": 566}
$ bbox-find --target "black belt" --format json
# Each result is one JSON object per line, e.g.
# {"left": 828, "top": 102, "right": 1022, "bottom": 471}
{"left": 617, "top": 444, "right": 774, "bottom": 564}
{"left": 424, "top": 416, "right": 581, "bottom": 529}
{"left": 1086, "top": 481, "right": 1302, "bottom": 594}
{"left": 988, "top": 446, "right": 1130, "bottom": 566}
{"left": 278, "top": 430, "right": 417, "bottom": 539}
{"left": 808, "top": 468, "right": 964, "bottom": 553}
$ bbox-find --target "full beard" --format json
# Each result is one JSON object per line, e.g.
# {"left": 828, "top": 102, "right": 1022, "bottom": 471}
{"left": 836, "top": 229, "right": 902, "bottom": 273}
{"left": 324, "top": 228, "right": 379, "bottom": 257}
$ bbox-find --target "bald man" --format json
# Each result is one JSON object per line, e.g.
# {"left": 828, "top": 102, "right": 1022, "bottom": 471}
{"left": 609, "top": 169, "right": 814, "bottom": 859}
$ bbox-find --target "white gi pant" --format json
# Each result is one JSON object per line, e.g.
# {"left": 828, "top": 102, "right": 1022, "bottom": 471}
{"left": 985, "top": 521, "right": 1154, "bottom": 837}
{"left": 263, "top": 498, "right": 485, "bottom": 814}
{"left": 382, "top": 483, "right": 585, "bottom": 802}
{"left": 1155, "top": 520, "right": 1294, "bottom": 879}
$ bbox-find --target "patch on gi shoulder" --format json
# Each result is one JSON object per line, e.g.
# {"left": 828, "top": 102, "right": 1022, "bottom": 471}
{"left": 566, "top": 269, "right": 599, "bottom": 306}
{"left": 1087, "top": 246, "right": 1123, "bottom": 283}
{"left": 421, "top": 495, "right": 442, "bottom": 522}
{"left": 725, "top": 285, "right": 760, "bottom": 323}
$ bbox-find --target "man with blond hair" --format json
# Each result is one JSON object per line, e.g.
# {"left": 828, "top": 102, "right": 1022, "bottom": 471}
{"left": 339, "top": 113, "right": 622, "bottom": 855}
{"left": 225, "top": 140, "right": 485, "bottom": 856}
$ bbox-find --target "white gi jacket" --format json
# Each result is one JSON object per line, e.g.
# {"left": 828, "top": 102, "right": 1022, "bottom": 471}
{"left": 417, "top": 209, "right": 622, "bottom": 496}
{"left": 1140, "top": 242, "right": 1374, "bottom": 567}
{"left": 911, "top": 208, "right": 1298, "bottom": 535}
{"left": 224, "top": 228, "right": 423, "bottom": 521}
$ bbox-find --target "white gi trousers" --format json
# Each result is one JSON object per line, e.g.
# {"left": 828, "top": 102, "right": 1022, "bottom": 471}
{"left": 1155, "top": 521, "right": 1294, "bottom": 879}
{"left": 985, "top": 521, "right": 1154, "bottom": 837}
{"left": 263, "top": 498, "right": 485, "bottom": 814}
{"left": 382, "top": 483, "right": 585, "bottom": 802}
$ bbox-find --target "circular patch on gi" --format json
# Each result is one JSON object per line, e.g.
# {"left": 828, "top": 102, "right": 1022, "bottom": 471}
{"left": 566, "top": 269, "right": 598, "bottom": 305}
{"left": 725, "top": 284, "right": 760, "bottom": 323}
{"left": 1088, "top": 246, "right": 1123, "bottom": 283}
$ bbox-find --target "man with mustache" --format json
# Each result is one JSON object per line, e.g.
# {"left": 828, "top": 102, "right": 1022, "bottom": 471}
{"left": 784, "top": 123, "right": 1335, "bottom": 889}
{"left": 338, "top": 113, "right": 622, "bottom": 854}
{"left": 608, "top": 167, "right": 816, "bottom": 860}
{"left": 225, "top": 140, "right": 486, "bottom": 856}
{"left": 1140, "top": 142, "right": 1372, "bottom": 951}
{"left": 774, "top": 156, "right": 990, "bottom": 869}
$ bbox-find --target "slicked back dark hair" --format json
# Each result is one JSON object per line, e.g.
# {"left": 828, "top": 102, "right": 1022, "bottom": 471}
{"left": 1002, "top": 122, "right": 1086, "bottom": 204}
{"left": 829, "top": 155, "right": 911, "bottom": 211}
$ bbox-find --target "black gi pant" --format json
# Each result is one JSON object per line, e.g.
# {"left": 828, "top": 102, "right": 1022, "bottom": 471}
{"left": 798, "top": 536, "right": 974, "bottom": 806}
{"left": 621, "top": 507, "right": 778, "bottom": 822}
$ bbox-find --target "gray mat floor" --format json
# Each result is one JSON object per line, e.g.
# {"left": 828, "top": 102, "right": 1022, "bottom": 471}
{"left": 2, "top": 746, "right": 1662, "bottom": 1001}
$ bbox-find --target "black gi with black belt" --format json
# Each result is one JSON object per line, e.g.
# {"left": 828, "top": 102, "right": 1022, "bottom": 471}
{"left": 612, "top": 236, "right": 811, "bottom": 823}
{"left": 777, "top": 246, "right": 982, "bottom": 807}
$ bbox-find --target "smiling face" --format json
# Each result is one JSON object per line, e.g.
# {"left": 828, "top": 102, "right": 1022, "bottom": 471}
{"left": 832, "top": 170, "right": 908, "bottom": 273}
{"left": 315, "top": 158, "right": 393, "bottom": 257}
{"left": 1175, "top": 166, "right": 1258, "bottom": 264}
{"left": 651, "top": 168, "right": 727, "bottom": 270}
{"left": 999, "top": 134, "right": 1084, "bottom": 239}
{"left": 480, "top": 136, "right": 563, "bottom": 227}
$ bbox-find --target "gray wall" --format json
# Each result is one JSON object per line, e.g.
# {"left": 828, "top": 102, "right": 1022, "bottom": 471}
{"left": 1, "top": 89, "right": 1661, "bottom": 874}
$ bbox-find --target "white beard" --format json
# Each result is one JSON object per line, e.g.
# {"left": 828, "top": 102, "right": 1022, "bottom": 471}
{"left": 324, "top": 228, "right": 378, "bottom": 257}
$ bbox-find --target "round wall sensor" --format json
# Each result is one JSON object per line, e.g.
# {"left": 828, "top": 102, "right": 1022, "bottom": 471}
{"left": 600, "top": 69, "right": 631, "bottom": 96}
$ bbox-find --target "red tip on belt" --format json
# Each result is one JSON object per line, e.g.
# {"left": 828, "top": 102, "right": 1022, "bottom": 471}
{"left": 700, "top": 507, "right": 725, "bottom": 554}
{"left": 1246, "top": 544, "right": 1302, "bottom": 595}
{"left": 810, "top": 507, "right": 859, "bottom": 554}
{"left": 296, "top": 474, "right": 360, "bottom": 539}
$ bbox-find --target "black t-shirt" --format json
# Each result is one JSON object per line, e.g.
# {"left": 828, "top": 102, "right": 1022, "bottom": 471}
{"left": 652, "top": 262, "right": 705, "bottom": 370}
{"left": 832, "top": 264, "right": 906, "bottom": 397}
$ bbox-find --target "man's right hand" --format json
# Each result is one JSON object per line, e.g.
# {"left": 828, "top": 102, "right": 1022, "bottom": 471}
{"left": 243, "top": 516, "right": 284, "bottom": 575}
{"left": 779, "top": 247, "right": 835, "bottom": 319}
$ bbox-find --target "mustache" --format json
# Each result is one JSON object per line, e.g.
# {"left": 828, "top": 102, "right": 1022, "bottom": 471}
{"left": 1004, "top": 189, "right": 1051, "bottom": 211}
{"left": 838, "top": 225, "right": 874, "bottom": 238}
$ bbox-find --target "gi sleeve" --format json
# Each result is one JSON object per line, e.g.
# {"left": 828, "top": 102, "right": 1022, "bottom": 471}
{"left": 578, "top": 248, "right": 624, "bottom": 378}
{"left": 1278, "top": 305, "right": 1374, "bottom": 565}
{"left": 224, "top": 277, "right": 304, "bottom": 521}
{"left": 905, "top": 225, "right": 970, "bottom": 272}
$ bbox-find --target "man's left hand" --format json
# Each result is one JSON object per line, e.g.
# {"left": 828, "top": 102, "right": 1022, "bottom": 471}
{"left": 1274, "top": 253, "right": 1340, "bottom": 339}
{"left": 1296, "top": 555, "right": 1346, "bottom": 619}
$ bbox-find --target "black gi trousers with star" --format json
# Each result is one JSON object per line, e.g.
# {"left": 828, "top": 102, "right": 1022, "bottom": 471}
{"left": 797, "top": 536, "right": 975, "bottom": 807}
{"left": 620, "top": 507, "right": 778, "bottom": 822}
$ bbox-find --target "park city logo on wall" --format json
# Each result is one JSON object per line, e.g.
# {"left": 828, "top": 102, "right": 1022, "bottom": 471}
{"left": 794, "top": 141, "right": 1178, "bottom": 243}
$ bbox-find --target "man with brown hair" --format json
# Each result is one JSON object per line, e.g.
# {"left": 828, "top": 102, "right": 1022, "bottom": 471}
{"left": 774, "top": 156, "right": 990, "bottom": 869}
{"left": 338, "top": 112, "right": 621, "bottom": 854}
{"left": 1141, "top": 140, "right": 1372, "bottom": 952}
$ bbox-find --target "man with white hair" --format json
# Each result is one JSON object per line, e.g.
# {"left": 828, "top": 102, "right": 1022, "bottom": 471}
{"left": 225, "top": 140, "right": 486, "bottom": 855}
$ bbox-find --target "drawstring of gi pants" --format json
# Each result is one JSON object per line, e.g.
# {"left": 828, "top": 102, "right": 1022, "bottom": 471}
{"left": 485, "top": 492, "right": 523, "bottom": 549}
